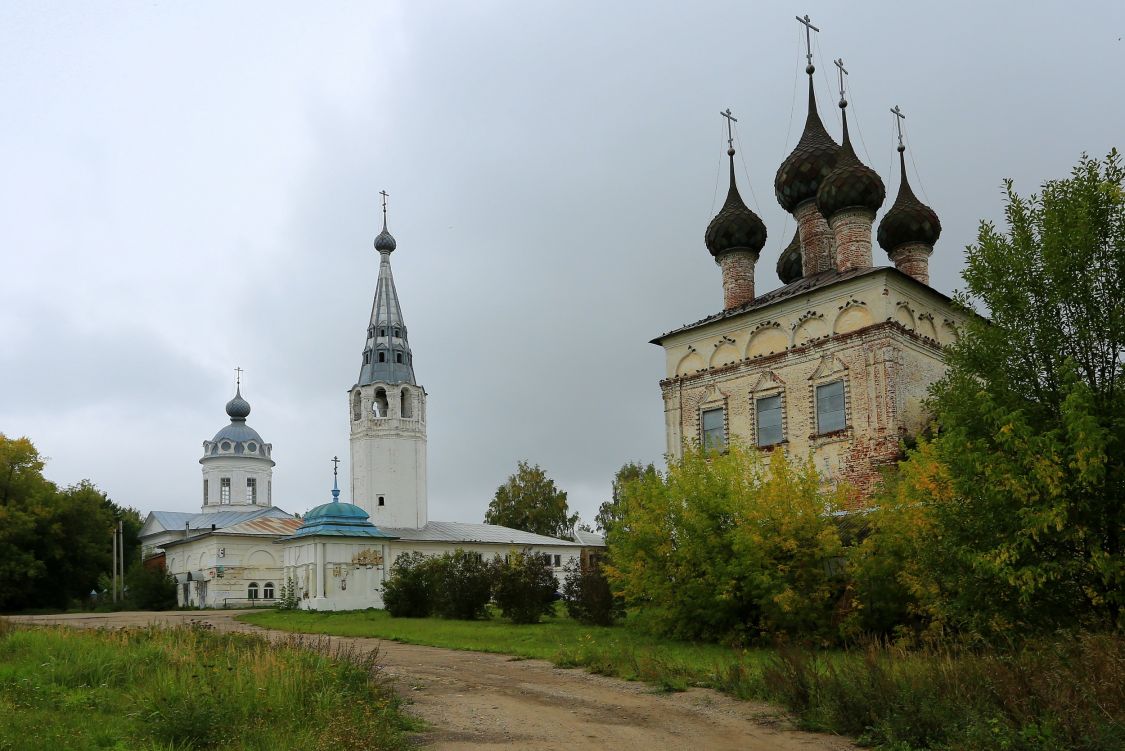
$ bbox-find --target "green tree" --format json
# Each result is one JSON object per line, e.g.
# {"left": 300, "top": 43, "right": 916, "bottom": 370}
{"left": 871, "top": 151, "right": 1125, "bottom": 638}
{"left": 484, "top": 461, "right": 577, "bottom": 539}
{"left": 0, "top": 433, "right": 139, "bottom": 611}
{"left": 594, "top": 461, "right": 658, "bottom": 545}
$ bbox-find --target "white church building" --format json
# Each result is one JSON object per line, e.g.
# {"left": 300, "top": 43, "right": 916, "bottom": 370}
{"left": 141, "top": 205, "right": 599, "bottom": 610}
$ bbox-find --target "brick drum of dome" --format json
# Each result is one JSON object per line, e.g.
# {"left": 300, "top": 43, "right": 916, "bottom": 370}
{"left": 795, "top": 201, "right": 836, "bottom": 274}
{"left": 719, "top": 251, "right": 756, "bottom": 310}
{"left": 889, "top": 242, "right": 932, "bottom": 285}
{"left": 829, "top": 208, "right": 875, "bottom": 272}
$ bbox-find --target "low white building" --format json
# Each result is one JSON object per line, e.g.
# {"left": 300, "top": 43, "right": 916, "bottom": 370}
{"left": 142, "top": 207, "right": 602, "bottom": 610}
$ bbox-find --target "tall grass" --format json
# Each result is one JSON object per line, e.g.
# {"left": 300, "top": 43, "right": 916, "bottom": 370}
{"left": 0, "top": 621, "right": 414, "bottom": 750}
{"left": 761, "top": 634, "right": 1125, "bottom": 750}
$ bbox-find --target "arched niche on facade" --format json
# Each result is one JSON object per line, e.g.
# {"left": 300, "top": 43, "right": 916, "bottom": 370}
{"left": 793, "top": 315, "right": 828, "bottom": 347}
{"left": 746, "top": 325, "right": 788, "bottom": 359}
{"left": 247, "top": 549, "right": 276, "bottom": 568}
{"left": 893, "top": 303, "right": 915, "bottom": 331}
{"left": 352, "top": 391, "right": 362, "bottom": 421}
{"left": 833, "top": 304, "right": 873, "bottom": 335}
{"left": 917, "top": 313, "right": 938, "bottom": 342}
{"left": 709, "top": 341, "right": 740, "bottom": 369}
{"left": 400, "top": 387, "right": 413, "bottom": 418}
{"left": 675, "top": 352, "right": 705, "bottom": 377}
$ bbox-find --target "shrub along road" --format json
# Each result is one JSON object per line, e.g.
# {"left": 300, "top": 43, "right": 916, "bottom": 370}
{"left": 7, "top": 610, "right": 854, "bottom": 751}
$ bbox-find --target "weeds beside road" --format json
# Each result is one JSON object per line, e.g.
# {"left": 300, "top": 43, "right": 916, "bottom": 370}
{"left": 242, "top": 609, "right": 1125, "bottom": 751}
{"left": 0, "top": 617, "right": 414, "bottom": 751}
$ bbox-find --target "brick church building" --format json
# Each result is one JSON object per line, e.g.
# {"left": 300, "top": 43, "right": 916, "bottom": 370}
{"left": 651, "top": 57, "right": 966, "bottom": 499}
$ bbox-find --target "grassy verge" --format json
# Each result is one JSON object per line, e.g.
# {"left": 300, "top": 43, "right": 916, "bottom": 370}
{"left": 240, "top": 607, "right": 775, "bottom": 695}
{"left": 0, "top": 617, "right": 416, "bottom": 751}
{"left": 240, "top": 609, "right": 1125, "bottom": 750}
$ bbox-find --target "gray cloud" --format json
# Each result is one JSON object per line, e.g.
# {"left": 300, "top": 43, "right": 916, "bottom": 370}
{"left": 2, "top": 1, "right": 1122, "bottom": 526}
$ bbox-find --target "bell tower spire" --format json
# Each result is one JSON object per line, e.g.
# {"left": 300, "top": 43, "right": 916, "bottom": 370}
{"left": 348, "top": 193, "right": 428, "bottom": 529}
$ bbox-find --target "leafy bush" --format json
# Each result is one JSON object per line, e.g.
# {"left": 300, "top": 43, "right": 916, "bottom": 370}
{"left": 607, "top": 444, "right": 847, "bottom": 645}
{"left": 382, "top": 552, "right": 436, "bottom": 618}
{"left": 493, "top": 549, "right": 558, "bottom": 624}
{"left": 123, "top": 560, "right": 177, "bottom": 610}
{"left": 561, "top": 558, "right": 621, "bottom": 626}
{"left": 430, "top": 549, "right": 494, "bottom": 620}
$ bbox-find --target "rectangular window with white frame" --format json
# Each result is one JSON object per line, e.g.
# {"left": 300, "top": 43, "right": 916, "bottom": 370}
{"left": 816, "top": 380, "right": 847, "bottom": 434}
{"left": 756, "top": 393, "right": 784, "bottom": 446}
{"left": 246, "top": 477, "right": 257, "bottom": 504}
{"left": 220, "top": 477, "right": 231, "bottom": 504}
{"left": 203, "top": 479, "right": 208, "bottom": 505}
{"left": 701, "top": 407, "right": 726, "bottom": 450}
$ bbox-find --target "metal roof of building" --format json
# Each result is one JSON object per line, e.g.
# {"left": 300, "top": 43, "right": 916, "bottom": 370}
{"left": 223, "top": 517, "right": 304, "bottom": 536}
{"left": 379, "top": 521, "right": 585, "bottom": 547}
{"left": 146, "top": 506, "right": 293, "bottom": 535}
{"left": 571, "top": 529, "right": 607, "bottom": 546}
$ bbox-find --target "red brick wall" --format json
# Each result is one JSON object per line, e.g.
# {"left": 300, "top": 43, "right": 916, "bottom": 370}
{"left": 829, "top": 208, "right": 875, "bottom": 272}
{"left": 795, "top": 200, "right": 835, "bottom": 275}
{"left": 889, "top": 242, "right": 932, "bottom": 285}
{"left": 719, "top": 250, "right": 756, "bottom": 309}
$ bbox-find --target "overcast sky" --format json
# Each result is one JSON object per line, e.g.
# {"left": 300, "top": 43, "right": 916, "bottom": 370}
{"left": 2, "top": 1, "right": 1122, "bottom": 527}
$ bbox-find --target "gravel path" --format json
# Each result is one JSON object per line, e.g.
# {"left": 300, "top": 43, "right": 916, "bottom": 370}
{"left": 7, "top": 610, "right": 855, "bottom": 751}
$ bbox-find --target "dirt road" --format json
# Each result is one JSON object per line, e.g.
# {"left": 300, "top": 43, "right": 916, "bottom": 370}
{"left": 7, "top": 610, "right": 854, "bottom": 751}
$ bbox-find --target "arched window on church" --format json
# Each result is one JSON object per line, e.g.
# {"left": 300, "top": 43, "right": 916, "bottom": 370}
{"left": 373, "top": 388, "right": 389, "bottom": 418}
{"left": 400, "top": 388, "right": 412, "bottom": 418}
{"left": 263, "top": 582, "right": 275, "bottom": 599}
{"left": 247, "top": 582, "right": 259, "bottom": 600}
{"left": 378, "top": 351, "right": 386, "bottom": 362}
{"left": 352, "top": 391, "right": 362, "bottom": 421}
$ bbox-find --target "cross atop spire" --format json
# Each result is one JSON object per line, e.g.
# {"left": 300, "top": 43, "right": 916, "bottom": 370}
{"left": 834, "top": 58, "right": 848, "bottom": 108}
{"left": 796, "top": 14, "right": 820, "bottom": 72}
{"left": 234, "top": 366, "right": 243, "bottom": 389}
{"left": 890, "top": 105, "right": 906, "bottom": 152}
{"left": 720, "top": 108, "right": 738, "bottom": 152}
{"left": 379, "top": 190, "right": 390, "bottom": 226}
{"left": 331, "top": 455, "right": 341, "bottom": 501}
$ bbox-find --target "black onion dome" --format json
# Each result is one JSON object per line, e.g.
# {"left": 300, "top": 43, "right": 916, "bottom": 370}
{"left": 705, "top": 153, "right": 767, "bottom": 258}
{"left": 776, "top": 229, "right": 802, "bottom": 284}
{"left": 877, "top": 150, "right": 941, "bottom": 252}
{"left": 816, "top": 110, "right": 885, "bottom": 218}
{"left": 225, "top": 387, "right": 251, "bottom": 420}
{"left": 775, "top": 78, "right": 840, "bottom": 212}
{"left": 374, "top": 220, "right": 397, "bottom": 252}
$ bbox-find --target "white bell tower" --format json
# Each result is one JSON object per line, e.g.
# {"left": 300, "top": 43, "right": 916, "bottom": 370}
{"left": 348, "top": 194, "right": 428, "bottom": 528}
